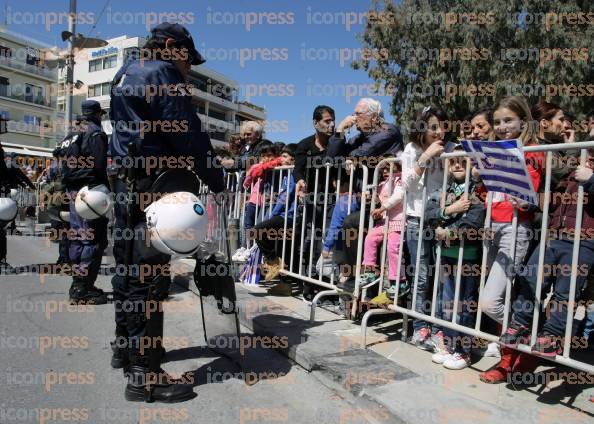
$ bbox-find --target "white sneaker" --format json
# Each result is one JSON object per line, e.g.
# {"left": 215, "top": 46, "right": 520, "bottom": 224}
{"left": 431, "top": 348, "right": 452, "bottom": 364}
{"left": 484, "top": 342, "right": 501, "bottom": 358}
{"left": 443, "top": 352, "right": 471, "bottom": 370}
{"left": 232, "top": 247, "right": 247, "bottom": 262}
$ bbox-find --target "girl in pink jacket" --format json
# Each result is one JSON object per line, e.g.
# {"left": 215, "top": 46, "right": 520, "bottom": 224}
{"left": 362, "top": 163, "right": 405, "bottom": 293}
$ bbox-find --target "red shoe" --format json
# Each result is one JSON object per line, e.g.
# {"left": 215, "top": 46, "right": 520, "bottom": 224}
{"left": 479, "top": 347, "right": 519, "bottom": 384}
{"left": 507, "top": 352, "right": 541, "bottom": 388}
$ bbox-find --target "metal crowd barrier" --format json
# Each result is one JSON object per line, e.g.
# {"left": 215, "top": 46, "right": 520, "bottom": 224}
{"left": 232, "top": 161, "right": 371, "bottom": 319}
{"left": 359, "top": 141, "right": 594, "bottom": 376}
{"left": 224, "top": 143, "right": 593, "bottom": 375}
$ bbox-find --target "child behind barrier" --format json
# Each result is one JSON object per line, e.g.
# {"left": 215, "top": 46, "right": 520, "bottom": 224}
{"left": 401, "top": 105, "right": 450, "bottom": 352}
{"left": 361, "top": 159, "right": 407, "bottom": 306}
{"left": 477, "top": 96, "right": 545, "bottom": 384}
{"left": 426, "top": 146, "right": 485, "bottom": 370}
{"left": 233, "top": 145, "right": 281, "bottom": 261}
{"left": 321, "top": 178, "right": 360, "bottom": 284}
{"left": 253, "top": 144, "right": 297, "bottom": 286}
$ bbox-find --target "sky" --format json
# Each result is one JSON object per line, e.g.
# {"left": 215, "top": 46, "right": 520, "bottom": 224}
{"left": 1, "top": 0, "right": 395, "bottom": 143}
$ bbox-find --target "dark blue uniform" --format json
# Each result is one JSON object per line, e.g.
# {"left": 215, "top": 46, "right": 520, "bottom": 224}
{"left": 109, "top": 56, "right": 224, "bottom": 376}
{"left": 61, "top": 114, "right": 109, "bottom": 301}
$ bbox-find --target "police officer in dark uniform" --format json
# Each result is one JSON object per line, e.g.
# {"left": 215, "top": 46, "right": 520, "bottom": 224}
{"left": 61, "top": 101, "right": 109, "bottom": 304}
{"left": 50, "top": 117, "right": 83, "bottom": 266}
{"left": 110, "top": 23, "right": 224, "bottom": 402}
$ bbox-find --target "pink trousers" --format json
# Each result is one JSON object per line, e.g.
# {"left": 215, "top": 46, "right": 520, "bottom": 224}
{"left": 362, "top": 225, "right": 403, "bottom": 281}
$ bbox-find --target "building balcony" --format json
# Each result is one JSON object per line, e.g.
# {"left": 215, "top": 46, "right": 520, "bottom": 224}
{"left": 237, "top": 102, "right": 266, "bottom": 120}
{"left": 0, "top": 91, "right": 56, "bottom": 109}
{"left": 0, "top": 55, "right": 57, "bottom": 81}
{"left": 7, "top": 120, "right": 63, "bottom": 139}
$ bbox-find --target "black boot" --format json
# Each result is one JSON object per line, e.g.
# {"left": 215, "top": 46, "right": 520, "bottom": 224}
{"left": 111, "top": 326, "right": 129, "bottom": 369}
{"left": 69, "top": 283, "right": 108, "bottom": 305}
{"left": 124, "top": 353, "right": 195, "bottom": 403}
{"left": 111, "top": 340, "right": 128, "bottom": 369}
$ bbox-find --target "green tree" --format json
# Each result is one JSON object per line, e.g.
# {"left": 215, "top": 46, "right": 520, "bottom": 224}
{"left": 354, "top": 0, "right": 594, "bottom": 134}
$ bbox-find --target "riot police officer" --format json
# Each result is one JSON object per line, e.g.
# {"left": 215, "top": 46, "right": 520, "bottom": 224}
{"left": 61, "top": 100, "right": 109, "bottom": 304}
{"left": 109, "top": 23, "right": 224, "bottom": 402}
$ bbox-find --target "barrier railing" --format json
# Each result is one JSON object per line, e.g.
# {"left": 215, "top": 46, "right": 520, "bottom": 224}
{"left": 359, "top": 141, "right": 594, "bottom": 375}
{"left": 223, "top": 143, "right": 593, "bottom": 374}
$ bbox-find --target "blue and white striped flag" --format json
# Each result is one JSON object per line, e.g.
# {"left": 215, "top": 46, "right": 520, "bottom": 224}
{"left": 461, "top": 139, "right": 538, "bottom": 205}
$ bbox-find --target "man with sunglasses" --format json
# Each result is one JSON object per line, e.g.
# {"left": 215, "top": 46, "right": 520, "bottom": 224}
{"left": 109, "top": 23, "right": 224, "bottom": 403}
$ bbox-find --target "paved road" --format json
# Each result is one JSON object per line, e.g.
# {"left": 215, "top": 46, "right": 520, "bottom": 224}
{"left": 0, "top": 232, "right": 369, "bottom": 424}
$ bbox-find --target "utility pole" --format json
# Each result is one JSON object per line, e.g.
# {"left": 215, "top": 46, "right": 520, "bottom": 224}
{"left": 64, "top": 0, "right": 76, "bottom": 133}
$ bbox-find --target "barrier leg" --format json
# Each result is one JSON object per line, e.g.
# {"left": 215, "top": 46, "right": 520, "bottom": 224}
{"left": 361, "top": 309, "right": 397, "bottom": 348}
{"left": 309, "top": 289, "right": 342, "bottom": 322}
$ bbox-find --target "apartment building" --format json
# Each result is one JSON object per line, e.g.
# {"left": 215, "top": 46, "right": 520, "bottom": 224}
{"left": 0, "top": 26, "right": 61, "bottom": 150}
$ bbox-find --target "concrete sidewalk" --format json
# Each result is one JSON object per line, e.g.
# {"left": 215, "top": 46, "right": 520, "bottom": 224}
{"left": 222, "top": 277, "right": 594, "bottom": 424}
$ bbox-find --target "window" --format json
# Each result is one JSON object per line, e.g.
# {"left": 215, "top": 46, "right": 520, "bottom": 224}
{"left": 89, "top": 58, "right": 102, "bottom": 72}
{"left": 25, "top": 84, "right": 43, "bottom": 104}
{"left": 88, "top": 82, "right": 112, "bottom": 97}
{"left": 0, "top": 110, "right": 10, "bottom": 119}
{"left": 0, "top": 45, "right": 11, "bottom": 58}
{"left": 89, "top": 55, "right": 117, "bottom": 72}
{"left": 23, "top": 115, "right": 41, "bottom": 126}
{"left": 103, "top": 55, "right": 117, "bottom": 69}
{"left": 0, "top": 76, "right": 8, "bottom": 97}
{"left": 26, "top": 47, "right": 40, "bottom": 66}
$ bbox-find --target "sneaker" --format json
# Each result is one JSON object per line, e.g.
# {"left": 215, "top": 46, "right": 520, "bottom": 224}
{"left": 410, "top": 327, "right": 431, "bottom": 350}
{"left": 484, "top": 342, "right": 501, "bottom": 358}
{"left": 360, "top": 272, "right": 377, "bottom": 285}
{"left": 432, "top": 348, "right": 452, "bottom": 364}
{"left": 531, "top": 333, "right": 562, "bottom": 358}
{"left": 443, "top": 352, "right": 471, "bottom": 370}
{"left": 386, "top": 280, "right": 410, "bottom": 299}
{"left": 479, "top": 347, "right": 519, "bottom": 384}
{"left": 232, "top": 247, "right": 248, "bottom": 262}
{"left": 421, "top": 330, "right": 444, "bottom": 353}
{"left": 499, "top": 322, "right": 530, "bottom": 347}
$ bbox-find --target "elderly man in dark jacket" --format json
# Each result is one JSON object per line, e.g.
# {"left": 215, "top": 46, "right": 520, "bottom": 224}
{"left": 327, "top": 98, "right": 403, "bottom": 159}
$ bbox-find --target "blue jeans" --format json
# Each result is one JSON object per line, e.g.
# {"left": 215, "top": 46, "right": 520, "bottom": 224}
{"left": 68, "top": 190, "right": 108, "bottom": 286}
{"left": 512, "top": 238, "right": 594, "bottom": 337}
{"left": 242, "top": 202, "right": 257, "bottom": 248}
{"left": 437, "top": 256, "right": 479, "bottom": 354}
{"left": 584, "top": 304, "right": 594, "bottom": 341}
{"left": 405, "top": 218, "right": 435, "bottom": 331}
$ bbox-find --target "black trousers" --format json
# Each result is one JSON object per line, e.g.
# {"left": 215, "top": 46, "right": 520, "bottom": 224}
{"left": 111, "top": 176, "right": 170, "bottom": 367}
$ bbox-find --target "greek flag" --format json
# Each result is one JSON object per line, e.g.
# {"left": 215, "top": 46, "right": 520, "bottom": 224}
{"left": 461, "top": 139, "right": 538, "bottom": 205}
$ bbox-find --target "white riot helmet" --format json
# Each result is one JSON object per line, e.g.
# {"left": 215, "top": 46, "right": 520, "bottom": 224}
{"left": 144, "top": 192, "right": 208, "bottom": 256}
{"left": 74, "top": 184, "right": 113, "bottom": 220}
{"left": 0, "top": 197, "right": 17, "bottom": 222}
{"left": 9, "top": 188, "right": 17, "bottom": 199}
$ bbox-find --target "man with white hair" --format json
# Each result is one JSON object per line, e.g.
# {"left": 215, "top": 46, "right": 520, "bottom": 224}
{"left": 327, "top": 98, "right": 402, "bottom": 158}
{"left": 237, "top": 120, "right": 272, "bottom": 170}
